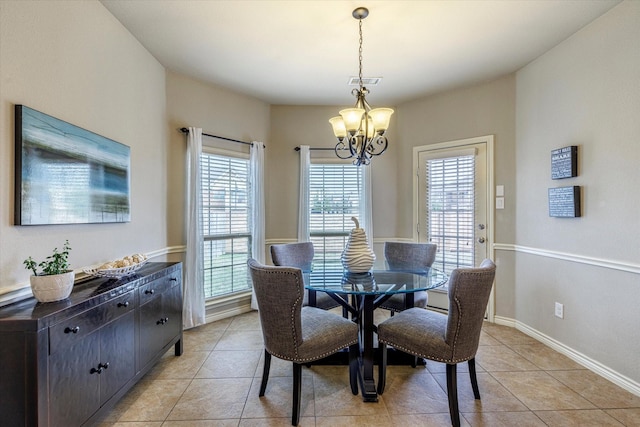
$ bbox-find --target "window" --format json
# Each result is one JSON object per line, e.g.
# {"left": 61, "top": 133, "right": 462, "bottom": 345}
{"left": 200, "top": 152, "right": 252, "bottom": 299}
{"left": 426, "top": 154, "right": 475, "bottom": 276}
{"left": 308, "top": 163, "right": 363, "bottom": 270}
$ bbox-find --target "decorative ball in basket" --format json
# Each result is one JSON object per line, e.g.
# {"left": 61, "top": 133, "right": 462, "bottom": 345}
{"left": 341, "top": 217, "right": 376, "bottom": 273}
{"left": 83, "top": 253, "right": 148, "bottom": 279}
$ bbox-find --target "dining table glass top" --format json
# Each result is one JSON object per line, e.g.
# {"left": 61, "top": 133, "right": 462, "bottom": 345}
{"left": 303, "top": 262, "right": 448, "bottom": 296}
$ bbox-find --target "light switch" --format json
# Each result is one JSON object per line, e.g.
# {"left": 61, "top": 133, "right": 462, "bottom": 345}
{"left": 496, "top": 185, "right": 504, "bottom": 197}
{"left": 496, "top": 197, "right": 505, "bottom": 209}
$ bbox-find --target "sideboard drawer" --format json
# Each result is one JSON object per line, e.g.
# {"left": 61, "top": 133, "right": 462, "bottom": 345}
{"left": 138, "top": 273, "right": 180, "bottom": 305}
{"left": 49, "top": 291, "right": 135, "bottom": 355}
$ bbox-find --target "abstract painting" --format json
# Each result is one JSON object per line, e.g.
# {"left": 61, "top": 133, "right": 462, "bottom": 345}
{"left": 15, "top": 105, "right": 130, "bottom": 225}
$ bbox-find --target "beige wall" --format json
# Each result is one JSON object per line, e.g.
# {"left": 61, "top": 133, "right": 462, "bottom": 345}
{"left": 515, "top": 0, "right": 639, "bottom": 382}
{"left": 0, "top": 1, "right": 168, "bottom": 300}
{"left": 165, "top": 71, "right": 270, "bottom": 247}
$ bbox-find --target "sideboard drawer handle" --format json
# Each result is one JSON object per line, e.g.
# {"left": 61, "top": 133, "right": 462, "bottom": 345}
{"left": 117, "top": 301, "right": 130, "bottom": 308}
{"left": 64, "top": 326, "right": 80, "bottom": 334}
{"left": 169, "top": 277, "right": 177, "bottom": 282}
{"left": 145, "top": 289, "right": 155, "bottom": 295}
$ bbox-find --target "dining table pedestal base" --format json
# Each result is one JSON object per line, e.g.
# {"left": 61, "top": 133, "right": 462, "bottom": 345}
{"left": 304, "top": 267, "right": 447, "bottom": 402}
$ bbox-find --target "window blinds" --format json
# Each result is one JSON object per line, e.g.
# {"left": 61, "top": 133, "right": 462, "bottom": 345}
{"left": 426, "top": 154, "right": 476, "bottom": 275}
{"left": 200, "top": 153, "right": 252, "bottom": 298}
{"left": 309, "top": 164, "right": 362, "bottom": 268}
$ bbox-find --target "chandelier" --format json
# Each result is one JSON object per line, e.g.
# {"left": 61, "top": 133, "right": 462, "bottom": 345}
{"left": 329, "top": 7, "right": 394, "bottom": 166}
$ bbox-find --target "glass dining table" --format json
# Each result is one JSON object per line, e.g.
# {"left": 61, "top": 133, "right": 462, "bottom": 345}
{"left": 303, "top": 263, "right": 448, "bottom": 402}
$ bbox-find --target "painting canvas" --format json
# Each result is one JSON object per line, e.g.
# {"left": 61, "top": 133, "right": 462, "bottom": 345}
{"left": 15, "top": 105, "right": 130, "bottom": 225}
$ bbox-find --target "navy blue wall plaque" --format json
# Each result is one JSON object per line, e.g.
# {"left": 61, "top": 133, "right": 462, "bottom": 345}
{"left": 551, "top": 146, "right": 578, "bottom": 179}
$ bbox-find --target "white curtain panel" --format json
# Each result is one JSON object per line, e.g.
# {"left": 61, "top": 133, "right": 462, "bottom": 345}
{"left": 183, "top": 127, "right": 206, "bottom": 330}
{"left": 297, "top": 145, "right": 311, "bottom": 242}
{"left": 250, "top": 141, "right": 266, "bottom": 310}
{"left": 361, "top": 165, "right": 374, "bottom": 243}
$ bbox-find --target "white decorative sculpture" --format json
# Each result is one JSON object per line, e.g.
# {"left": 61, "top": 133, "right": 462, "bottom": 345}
{"left": 341, "top": 217, "right": 376, "bottom": 273}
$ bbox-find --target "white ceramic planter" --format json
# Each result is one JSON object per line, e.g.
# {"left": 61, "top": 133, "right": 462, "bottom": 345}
{"left": 30, "top": 271, "right": 75, "bottom": 303}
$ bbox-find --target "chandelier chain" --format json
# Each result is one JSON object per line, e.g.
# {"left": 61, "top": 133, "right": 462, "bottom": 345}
{"left": 358, "top": 18, "right": 363, "bottom": 91}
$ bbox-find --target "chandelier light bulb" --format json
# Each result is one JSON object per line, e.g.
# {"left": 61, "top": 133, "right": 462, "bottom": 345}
{"left": 369, "top": 108, "right": 394, "bottom": 134}
{"left": 339, "top": 108, "right": 366, "bottom": 134}
{"left": 329, "top": 116, "right": 347, "bottom": 140}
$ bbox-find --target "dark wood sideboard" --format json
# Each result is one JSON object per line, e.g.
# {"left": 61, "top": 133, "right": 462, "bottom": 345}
{"left": 0, "top": 262, "right": 183, "bottom": 426}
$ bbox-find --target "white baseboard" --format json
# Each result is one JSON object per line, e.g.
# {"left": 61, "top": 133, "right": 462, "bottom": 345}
{"left": 492, "top": 316, "right": 640, "bottom": 397}
{"left": 493, "top": 315, "right": 517, "bottom": 328}
{"left": 205, "top": 304, "right": 253, "bottom": 323}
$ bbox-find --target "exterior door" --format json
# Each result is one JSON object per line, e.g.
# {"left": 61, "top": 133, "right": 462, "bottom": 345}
{"left": 414, "top": 135, "right": 493, "bottom": 314}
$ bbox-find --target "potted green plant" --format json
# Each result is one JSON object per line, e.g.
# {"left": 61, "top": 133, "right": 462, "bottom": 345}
{"left": 23, "top": 240, "right": 74, "bottom": 303}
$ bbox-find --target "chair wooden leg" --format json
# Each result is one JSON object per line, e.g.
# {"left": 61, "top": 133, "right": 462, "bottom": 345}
{"left": 349, "top": 343, "right": 359, "bottom": 395}
{"left": 377, "top": 342, "right": 387, "bottom": 395}
{"left": 292, "top": 363, "right": 302, "bottom": 426}
{"left": 259, "top": 349, "right": 271, "bottom": 396}
{"left": 446, "top": 364, "right": 461, "bottom": 427}
{"left": 468, "top": 358, "right": 481, "bottom": 399}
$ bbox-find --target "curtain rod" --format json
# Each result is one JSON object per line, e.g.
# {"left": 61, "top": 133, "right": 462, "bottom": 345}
{"left": 179, "top": 127, "right": 253, "bottom": 147}
{"left": 294, "top": 146, "right": 335, "bottom": 151}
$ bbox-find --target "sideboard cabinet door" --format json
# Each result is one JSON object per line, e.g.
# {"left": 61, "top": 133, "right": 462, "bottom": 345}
{"left": 138, "top": 270, "right": 182, "bottom": 370}
{"left": 49, "top": 290, "right": 136, "bottom": 424}
{"left": 49, "top": 330, "right": 101, "bottom": 426}
{"left": 100, "top": 310, "right": 136, "bottom": 405}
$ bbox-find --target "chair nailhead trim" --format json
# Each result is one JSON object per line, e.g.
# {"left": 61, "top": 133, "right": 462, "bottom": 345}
{"left": 261, "top": 268, "right": 303, "bottom": 357}
{"left": 267, "top": 338, "right": 358, "bottom": 363}
{"left": 378, "top": 338, "right": 471, "bottom": 364}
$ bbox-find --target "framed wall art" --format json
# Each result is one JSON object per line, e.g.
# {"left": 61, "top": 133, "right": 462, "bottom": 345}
{"left": 14, "top": 105, "right": 131, "bottom": 225}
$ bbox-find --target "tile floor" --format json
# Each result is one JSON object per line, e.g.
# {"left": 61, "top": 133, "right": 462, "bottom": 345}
{"left": 97, "top": 310, "right": 640, "bottom": 426}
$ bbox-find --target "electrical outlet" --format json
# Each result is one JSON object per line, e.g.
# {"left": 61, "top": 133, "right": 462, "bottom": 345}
{"left": 555, "top": 302, "right": 564, "bottom": 319}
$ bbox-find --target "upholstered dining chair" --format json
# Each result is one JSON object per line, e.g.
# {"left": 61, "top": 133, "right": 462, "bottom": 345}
{"left": 376, "top": 259, "right": 496, "bottom": 427}
{"left": 270, "top": 242, "right": 344, "bottom": 312}
{"left": 248, "top": 259, "right": 359, "bottom": 426}
{"left": 379, "top": 242, "right": 437, "bottom": 314}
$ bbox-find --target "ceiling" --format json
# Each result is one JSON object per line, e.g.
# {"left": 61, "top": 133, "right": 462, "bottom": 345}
{"left": 100, "top": 0, "right": 620, "bottom": 106}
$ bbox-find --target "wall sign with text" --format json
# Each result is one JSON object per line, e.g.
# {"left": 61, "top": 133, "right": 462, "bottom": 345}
{"left": 548, "top": 186, "right": 581, "bottom": 218}
{"left": 551, "top": 145, "right": 578, "bottom": 179}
